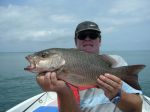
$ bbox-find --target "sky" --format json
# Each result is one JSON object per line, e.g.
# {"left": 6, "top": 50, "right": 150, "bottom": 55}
{"left": 0, "top": 0, "right": 150, "bottom": 52}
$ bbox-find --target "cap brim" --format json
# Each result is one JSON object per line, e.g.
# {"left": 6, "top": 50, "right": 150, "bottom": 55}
{"left": 76, "top": 28, "right": 101, "bottom": 34}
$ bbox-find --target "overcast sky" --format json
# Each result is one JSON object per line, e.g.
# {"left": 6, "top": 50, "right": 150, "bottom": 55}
{"left": 0, "top": 0, "right": 150, "bottom": 52}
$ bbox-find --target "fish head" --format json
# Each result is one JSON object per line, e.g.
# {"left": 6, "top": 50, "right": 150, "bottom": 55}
{"left": 24, "top": 49, "right": 65, "bottom": 73}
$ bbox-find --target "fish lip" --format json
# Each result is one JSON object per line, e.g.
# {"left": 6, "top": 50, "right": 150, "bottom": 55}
{"left": 24, "top": 56, "right": 36, "bottom": 71}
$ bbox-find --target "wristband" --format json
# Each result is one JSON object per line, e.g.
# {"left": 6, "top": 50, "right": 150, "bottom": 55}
{"left": 111, "top": 89, "right": 121, "bottom": 104}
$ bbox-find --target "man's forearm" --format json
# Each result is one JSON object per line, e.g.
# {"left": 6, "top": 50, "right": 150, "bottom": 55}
{"left": 117, "top": 91, "right": 142, "bottom": 112}
{"left": 57, "top": 87, "right": 81, "bottom": 112}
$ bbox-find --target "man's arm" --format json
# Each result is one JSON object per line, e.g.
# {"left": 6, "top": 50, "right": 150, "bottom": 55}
{"left": 36, "top": 72, "right": 81, "bottom": 112}
{"left": 57, "top": 87, "right": 81, "bottom": 112}
{"left": 97, "top": 73, "right": 142, "bottom": 112}
{"left": 118, "top": 91, "right": 142, "bottom": 112}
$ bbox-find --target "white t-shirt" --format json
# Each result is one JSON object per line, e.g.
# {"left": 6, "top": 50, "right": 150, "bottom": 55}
{"left": 79, "top": 55, "right": 142, "bottom": 112}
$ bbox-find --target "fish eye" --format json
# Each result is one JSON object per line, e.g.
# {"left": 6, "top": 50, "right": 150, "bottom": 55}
{"left": 41, "top": 52, "right": 49, "bottom": 58}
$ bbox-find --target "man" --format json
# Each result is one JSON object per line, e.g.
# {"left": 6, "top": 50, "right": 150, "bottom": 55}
{"left": 36, "top": 21, "right": 142, "bottom": 112}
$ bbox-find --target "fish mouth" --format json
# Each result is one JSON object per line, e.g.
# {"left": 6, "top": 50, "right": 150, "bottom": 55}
{"left": 24, "top": 56, "right": 36, "bottom": 72}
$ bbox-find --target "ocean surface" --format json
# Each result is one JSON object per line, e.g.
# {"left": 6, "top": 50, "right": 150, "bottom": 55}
{"left": 0, "top": 50, "right": 150, "bottom": 112}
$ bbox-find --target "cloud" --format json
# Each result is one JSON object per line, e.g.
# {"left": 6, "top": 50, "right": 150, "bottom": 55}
{"left": 26, "top": 29, "right": 71, "bottom": 42}
{"left": 0, "top": 0, "right": 150, "bottom": 51}
{"left": 95, "top": 0, "right": 150, "bottom": 33}
{"left": 0, "top": 3, "right": 75, "bottom": 42}
{"left": 49, "top": 14, "right": 76, "bottom": 23}
{"left": 110, "top": 0, "right": 150, "bottom": 21}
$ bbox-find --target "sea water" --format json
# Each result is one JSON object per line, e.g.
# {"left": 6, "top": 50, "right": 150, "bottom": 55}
{"left": 0, "top": 50, "right": 150, "bottom": 112}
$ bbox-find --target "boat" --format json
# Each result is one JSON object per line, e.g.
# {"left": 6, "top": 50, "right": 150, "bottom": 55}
{"left": 7, "top": 92, "right": 150, "bottom": 112}
{"left": 7, "top": 92, "right": 58, "bottom": 112}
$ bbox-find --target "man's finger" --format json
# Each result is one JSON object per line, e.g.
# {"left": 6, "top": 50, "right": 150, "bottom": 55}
{"left": 104, "top": 73, "right": 122, "bottom": 84}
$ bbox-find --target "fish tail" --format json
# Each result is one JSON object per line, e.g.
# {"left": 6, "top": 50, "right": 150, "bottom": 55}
{"left": 112, "top": 64, "right": 146, "bottom": 90}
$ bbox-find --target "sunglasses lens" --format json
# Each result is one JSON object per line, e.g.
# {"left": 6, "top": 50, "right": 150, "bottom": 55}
{"left": 78, "top": 32, "right": 99, "bottom": 40}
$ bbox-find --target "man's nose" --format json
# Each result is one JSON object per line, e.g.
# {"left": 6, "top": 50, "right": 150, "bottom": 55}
{"left": 84, "top": 36, "right": 91, "bottom": 40}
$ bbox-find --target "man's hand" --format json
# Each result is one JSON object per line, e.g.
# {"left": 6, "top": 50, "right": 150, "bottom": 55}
{"left": 36, "top": 72, "right": 81, "bottom": 112}
{"left": 36, "top": 72, "right": 67, "bottom": 92}
{"left": 97, "top": 73, "right": 122, "bottom": 100}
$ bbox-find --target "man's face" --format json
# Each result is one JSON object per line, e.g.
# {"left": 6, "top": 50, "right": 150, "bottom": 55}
{"left": 75, "top": 30, "right": 101, "bottom": 54}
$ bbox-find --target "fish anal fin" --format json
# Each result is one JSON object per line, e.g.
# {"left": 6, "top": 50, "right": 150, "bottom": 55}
{"left": 122, "top": 75, "right": 142, "bottom": 90}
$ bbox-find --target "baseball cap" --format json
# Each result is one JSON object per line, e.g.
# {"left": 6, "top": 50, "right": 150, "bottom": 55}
{"left": 75, "top": 21, "right": 101, "bottom": 34}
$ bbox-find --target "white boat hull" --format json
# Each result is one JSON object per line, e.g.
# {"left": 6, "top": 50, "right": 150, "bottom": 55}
{"left": 7, "top": 92, "right": 150, "bottom": 112}
{"left": 7, "top": 92, "right": 58, "bottom": 112}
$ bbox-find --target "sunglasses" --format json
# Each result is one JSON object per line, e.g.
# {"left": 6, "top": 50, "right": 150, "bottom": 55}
{"left": 77, "top": 32, "right": 100, "bottom": 40}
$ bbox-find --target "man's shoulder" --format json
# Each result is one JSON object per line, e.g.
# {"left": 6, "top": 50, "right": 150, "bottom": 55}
{"left": 108, "top": 54, "right": 128, "bottom": 67}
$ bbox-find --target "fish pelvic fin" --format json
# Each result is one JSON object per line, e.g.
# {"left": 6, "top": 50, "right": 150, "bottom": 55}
{"left": 112, "top": 64, "right": 146, "bottom": 90}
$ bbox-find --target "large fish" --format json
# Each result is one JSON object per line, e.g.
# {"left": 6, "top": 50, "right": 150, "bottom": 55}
{"left": 24, "top": 48, "right": 145, "bottom": 90}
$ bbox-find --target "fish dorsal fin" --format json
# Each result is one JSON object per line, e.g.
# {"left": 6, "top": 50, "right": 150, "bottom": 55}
{"left": 100, "top": 54, "right": 118, "bottom": 67}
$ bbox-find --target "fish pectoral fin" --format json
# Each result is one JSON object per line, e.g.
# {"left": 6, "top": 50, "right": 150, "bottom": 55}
{"left": 59, "top": 72, "right": 85, "bottom": 81}
{"left": 58, "top": 72, "right": 86, "bottom": 86}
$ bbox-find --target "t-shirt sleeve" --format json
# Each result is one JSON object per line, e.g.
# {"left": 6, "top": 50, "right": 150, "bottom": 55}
{"left": 108, "top": 55, "right": 128, "bottom": 68}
